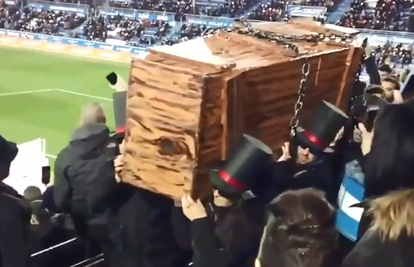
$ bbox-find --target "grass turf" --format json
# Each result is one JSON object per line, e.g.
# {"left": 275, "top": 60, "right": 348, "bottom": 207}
{"left": 0, "top": 46, "right": 130, "bottom": 160}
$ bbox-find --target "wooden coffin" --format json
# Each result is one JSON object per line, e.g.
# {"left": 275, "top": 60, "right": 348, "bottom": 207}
{"left": 123, "top": 20, "right": 364, "bottom": 200}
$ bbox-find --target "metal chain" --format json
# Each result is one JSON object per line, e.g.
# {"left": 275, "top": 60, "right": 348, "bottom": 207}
{"left": 290, "top": 58, "right": 310, "bottom": 136}
{"left": 201, "top": 20, "right": 353, "bottom": 55}
{"left": 355, "top": 37, "right": 368, "bottom": 82}
{"left": 345, "top": 38, "right": 368, "bottom": 115}
{"left": 201, "top": 20, "right": 344, "bottom": 136}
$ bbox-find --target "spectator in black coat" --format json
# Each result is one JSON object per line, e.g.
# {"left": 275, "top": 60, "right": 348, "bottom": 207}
{"left": 342, "top": 100, "right": 414, "bottom": 267}
{"left": 53, "top": 103, "right": 123, "bottom": 266}
{"left": 181, "top": 192, "right": 266, "bottom": 267}
{"left": 24, "top": 186, "right": 73, "bottom": 251}
{"left": 0, "top": 134, "right": 32, "bottom": 267}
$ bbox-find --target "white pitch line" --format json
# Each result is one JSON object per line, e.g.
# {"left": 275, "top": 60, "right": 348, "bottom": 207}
{"left": 0, "top": 89, "right": 111, "bottom": 160}
{"left": 0, "top": 88, "right": 55, "bottom": 97}
{"left": 0, "top": 88, "right": 112, "bottom": 102}
{"left": 55, "top": 89, "right": 112, "bottom": 102}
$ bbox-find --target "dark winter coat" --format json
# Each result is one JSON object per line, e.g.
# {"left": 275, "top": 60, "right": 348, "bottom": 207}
{"left": 191, "top": 198, "right": 266, "bottom": 267}
{"left": 342, "top": 188, "right": 414, "bottom": 267}
{"left": 0, "top": 190, "right": 32, "bottom": 267}
{"left": 267, "top": 158, "right": 339, "bottom": 205}
{"left": 53, "top": 123, "right": 120, "bottom": 233}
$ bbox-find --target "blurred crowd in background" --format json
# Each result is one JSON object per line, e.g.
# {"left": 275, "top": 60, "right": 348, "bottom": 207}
{"left": 1, "top": 0, "right": 414, "bottom": 76}
{"left": 336, "top": 0, "right": 414, "bottom": 31}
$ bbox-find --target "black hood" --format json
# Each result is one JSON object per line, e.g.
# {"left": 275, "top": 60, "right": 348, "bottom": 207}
{"left": 69, "top": 123, "right": 111, "bottom": 157}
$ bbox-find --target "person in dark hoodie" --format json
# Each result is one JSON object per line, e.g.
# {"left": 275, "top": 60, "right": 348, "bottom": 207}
{"left": 0, "top": 134, "right": 32, "bottom": 267}
{"left": 267, "top": 101, "right": 349, "bottom": 205}
{"left": 110, "top": 73, "right": 182, "bottom": 267}
{"left": 53, "top": 102, "right": 123, "bottom": 266}
{"left": 24, "top": 186, "right": 72, "bottom": 251}
{"left": 341, "top": 100, "right": 414, "bottom": 267}
{"left": 181, "top": 134, "right": 270, "bottom": 267}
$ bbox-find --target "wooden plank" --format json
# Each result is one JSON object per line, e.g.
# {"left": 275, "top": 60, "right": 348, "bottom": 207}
{"left": 124, "top": 59, "right": 206, "bottom": 199}
{"left": 124, "top": 29, "right": 362, "bottom": 200}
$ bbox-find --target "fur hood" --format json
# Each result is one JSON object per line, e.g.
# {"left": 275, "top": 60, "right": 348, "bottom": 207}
{"left": 368, "top": 188, "right": 414, "bottom": 240}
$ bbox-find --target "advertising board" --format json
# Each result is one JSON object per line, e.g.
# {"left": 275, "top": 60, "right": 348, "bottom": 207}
{"left": 0, "top": 34, "right": 133, "bottom": 62}
{"left": 27, "top": 0, "right": 89, "bottom": 14}
{"left": 0, "top": 29, "right": 148, "bottom": 56}
{"left": 97, "top": 7, "right": 175, "bottom": 21}
{"left": 186, "top": 14, "right": 234, "bottom": 27}
{"left": 287, "top": 5, "right": 326, "bottom": 18}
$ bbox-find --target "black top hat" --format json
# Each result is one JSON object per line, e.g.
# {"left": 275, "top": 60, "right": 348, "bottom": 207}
{"left": 365, "top": 94, "right": 388, "bottom": 113}
{"left": 113, "top": 91, "right": 127, "bottom": 134}
{"left": 209, "top": 134, "right": 273, "bottom": 194}
{"left": 365, "top": 84, "right": 384, "bottom": 96}
{"left": 378, "top": 64, "right": 392, "bottom": 74}
{"left": 296, "top": 101, "right": 348, "bottom": 153}
{"left": 0, "top": 135, "right": 18, "bottom": 163}
{"left": 351, "top": 95, "right": 366, "bottom": 120}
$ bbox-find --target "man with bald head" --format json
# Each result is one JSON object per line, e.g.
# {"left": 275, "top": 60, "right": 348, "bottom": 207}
{"left": 53, "top": 102, "right": 125, "bottom": 266}
{"left": 80, "top": 102, "right": 107, "bottom": 125}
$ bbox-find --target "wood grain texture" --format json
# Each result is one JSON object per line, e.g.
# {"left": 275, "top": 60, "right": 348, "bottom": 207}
{"left": 124, "top": 60, "right": 205, "bottom": 199}
{"left": 124, "top": 32, "right": 363, "bottom": 200}
{"left": 240, "top": 49, "right": 362, "bottom": 153}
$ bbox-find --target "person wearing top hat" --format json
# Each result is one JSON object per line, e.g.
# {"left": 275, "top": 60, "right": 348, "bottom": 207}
{"left": 180, "top": 134, "right": 270, "bottom": 267}
{"left": 107, "top": 71, "right": 127, "bottom": 141}
{"left": 266, "top": 100, "right": 349, "bottom": 205}
{"left": 0, "top": 134, "right": 33, "bottom": 267}
{"left": 108, "top": 72, "right": 184, "bottom": 267}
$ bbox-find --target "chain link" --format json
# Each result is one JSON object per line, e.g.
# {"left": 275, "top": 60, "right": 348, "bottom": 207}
{"left": 290, "top": 58, "right": 310, "bottom": 136}
{"left": 202, "top": 20, "right": 352, "bottom": 55}
{"left": 201, "top": 20, "right": 349, "bottom": 136}
{"left": 347, "top": 37, "right": 368, "bottom": 114}
{"left": 355, "top": 38, "right": 368, "bottom": 82}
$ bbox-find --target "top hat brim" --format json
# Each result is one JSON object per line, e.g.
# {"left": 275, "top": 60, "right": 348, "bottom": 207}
{"left": 296, "top": 127, "right": 334, "bottom": 153}
{"left": 209, "top": 169, "right": 242, "bottom": 195}
{"left": 0, "top": 140, "right": 18, "bottom": 163}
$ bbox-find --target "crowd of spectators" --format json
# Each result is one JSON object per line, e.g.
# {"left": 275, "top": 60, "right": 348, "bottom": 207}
{"left": 2, "top": 45, "right": 414, "bottom": 267}
{"left": 359, "top": 41, "right": 413, "bottom": 83}
{"left": 371, "top": 41, "right": 413, "bottom": 66}
{"left": 336, "top": 0, "right": 414, "bottom": 32}
{"left": 0, "top": 2, "right": 86, "bottom": 35}
{"left": 247, "top": 0, "right": 338, "bottom": 21}
{"left": 85, "top": 15, "right": 172, "bottom": 44}
{"left": 247, "top": 0, "right": 286, "bottom": 21}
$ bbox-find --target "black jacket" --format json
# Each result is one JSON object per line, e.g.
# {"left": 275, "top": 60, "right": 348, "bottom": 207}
{"left": 53, "top": 123, "right": 120, "bottom": 233}
{"left": 191, "top": 199, "right": 265, "bottom": 267}
{"left": 268, "top": 158, "right": 339, "bottom": 205}
{"left": 29, "top": 200, "right": 74, "bottom": 251}
{"left": 342, "top": 188, "right": 414, "bottom": 267}
{"left": 364, "top": 56, "right": 381, "bottom": 85}
{"left": 0, "top": 190, "right": 32, "bottom": 267}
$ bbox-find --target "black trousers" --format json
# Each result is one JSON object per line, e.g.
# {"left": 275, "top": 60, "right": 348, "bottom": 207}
{"left": 86, "top": 223, "right": 137, "bottom": 267}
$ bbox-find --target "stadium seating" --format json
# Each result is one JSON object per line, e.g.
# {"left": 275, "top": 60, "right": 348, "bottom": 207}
{"left": 336, "top": 0, "right": 414, "bottom": 32}
{"left": 2, "top": 0, "right": 414, "bottom": 72}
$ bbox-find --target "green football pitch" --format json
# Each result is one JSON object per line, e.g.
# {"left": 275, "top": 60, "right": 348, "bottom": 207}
{"left": 0, "top": 46, "right": 130, "bottom": 163}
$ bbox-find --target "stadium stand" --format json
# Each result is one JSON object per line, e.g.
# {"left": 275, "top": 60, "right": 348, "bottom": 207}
{"left": 336, "top": 0, "right": 414, "bottom": 31}
{"left": 1, "top": 0, "right": 414, "bottom": 77}
{"left": 247, "top": 0, "right": 337, "bottom": 21}
{"left": 3, "top": 0, "right": 414, "bottom": 264}
{"left": 1, "top": 0, "right": 414, "bottom": 78}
